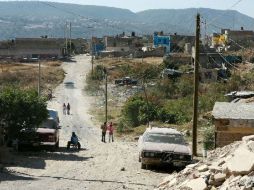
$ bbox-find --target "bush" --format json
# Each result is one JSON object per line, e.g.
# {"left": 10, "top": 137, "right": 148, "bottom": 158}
{"left": 162, "top": 97, "right": 193, "bottom": 124}
{"left": 122, "top": 96, "right": 159, "bottom": 127}
{"left": 157, "top": 108, "right": 177, "bottom": 123}
{"left": 203, "top": 125, "right": 215, "bottom": 150}
{"left": 0, "top": 87, "right": 48, "bottom": 142}
{"left": 122, "top": 96, "right": 146, "bottom": 127}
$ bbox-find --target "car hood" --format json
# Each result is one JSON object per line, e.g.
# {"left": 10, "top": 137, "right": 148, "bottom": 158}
{"left": 36, "top": 128, "right": 55, "bottom": 134}
{"left": 141, "top": 142, "right": 191, "bottom": 155}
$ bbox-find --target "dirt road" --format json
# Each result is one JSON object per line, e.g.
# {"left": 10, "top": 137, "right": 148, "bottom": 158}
{"left": 0, "top": 55, "right": 168, "bottom": 190}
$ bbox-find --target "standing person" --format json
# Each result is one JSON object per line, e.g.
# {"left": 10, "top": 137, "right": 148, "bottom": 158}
{"left": 108, "top": 122, "right": 114, "bottom": 143}
{"left": 100, "top": 122, "right": 107, "bottom": 143}
{"left": 63, "top": 103, "right": 66, "bottom": 115}
{"left": 67, "top": 103, "right": 70, "bottom": 115}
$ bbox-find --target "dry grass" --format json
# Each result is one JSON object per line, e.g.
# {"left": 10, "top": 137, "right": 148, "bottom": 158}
{"left": 95, "top": 57, "right": 163, "bottom": 67}
{"left": 95, "top": 57, "right": 162, "bottom": 82}
{"left": 0, "top": 61, "right": 65, "bottom": 94}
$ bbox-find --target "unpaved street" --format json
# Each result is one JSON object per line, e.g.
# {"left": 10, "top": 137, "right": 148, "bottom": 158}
{"left": 0, "top": 55, "right": 169, "bottom": 190}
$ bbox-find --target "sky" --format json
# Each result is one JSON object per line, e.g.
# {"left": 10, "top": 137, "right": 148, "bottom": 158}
{"left": 3, "top": 0, "right": 254, "bottom": 18}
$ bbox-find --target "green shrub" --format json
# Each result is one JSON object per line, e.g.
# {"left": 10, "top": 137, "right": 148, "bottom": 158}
{"left": 203, "top": 125, "right": 215, "bottom": 150}
{"left": 163, "top": 97, "right": 193, "bottom": 124}
{"left": 157, "top": 108, "right": 177, "bottom": 123}
{"left": 122, "top": 96, "right": 159, "bottom": 127}
{"left": 122, "top": 96, "right": 146, "bottom": 127}
{"left": 0, "top": 87, "right": 48, "bottom": 141}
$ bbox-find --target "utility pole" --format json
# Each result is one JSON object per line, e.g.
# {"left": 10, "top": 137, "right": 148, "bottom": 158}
{"left": 204, "top": 19, "right": 207, "bottom": 46}
{"left": 91, "top": 40, "right": 94, "bottom": 75}
{"left": 192, "top": 13, "right": 200, "bottom": 157}
{"left": 65, "top": 22, "right": 68, "bottom": 55}
{"left": 69, "top": 22, "right": 72, "bottom": 55}
{"left": 38, "top": 59, "right": 41, "bottom": 97}
{"left": 104, "top": 68, "right": 108, "bottom": 123}
{"left": 142, "top": 80, "right": 150, "bottom": 127}
{"left": 91, "top": 53, "right": 94, "bottom": 74}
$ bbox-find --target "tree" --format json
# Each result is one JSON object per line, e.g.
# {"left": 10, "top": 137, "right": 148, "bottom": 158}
{"left": 0, "top": 87, "right": 48, "bottom": 143}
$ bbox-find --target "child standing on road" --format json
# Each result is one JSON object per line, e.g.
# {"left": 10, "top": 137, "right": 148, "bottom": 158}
{"left": 101, "top": 122, "right": 107, "bottom": 143}
{"left": 108, "top": 122, "right": 114, "bottom": 143}
{"left": 63, "top": 103, "right": 66, "bottom": 115}
{"left": 67, "top": 103, "right": 70, "bottom": 115}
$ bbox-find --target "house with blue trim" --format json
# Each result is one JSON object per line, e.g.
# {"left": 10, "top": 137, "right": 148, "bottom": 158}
{"left": 153, "top": 32, "right": 170, "bottom": 53}
{"left": 91, "top": 37, "right": 105, "bottom": 55}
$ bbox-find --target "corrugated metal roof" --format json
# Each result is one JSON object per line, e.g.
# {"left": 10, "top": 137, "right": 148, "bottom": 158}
{"left": 212, "top": 102, "right": 254, "bottom": 120}
{"left": 225, "top": 91, "right": 254, "bottom": 97}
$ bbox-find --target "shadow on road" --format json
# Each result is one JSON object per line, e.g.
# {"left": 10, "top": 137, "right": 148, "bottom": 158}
{"left": 1, "top": 172, "right": 156, "bottom": 188}
{"left": 5, "top": 147, "right": 91, "bottom": 170}
{"left": 0, "top": 171, "right": 36, "bottom": 182}
{"left": 146, "top": 164, "right": 185, "bottom": 174}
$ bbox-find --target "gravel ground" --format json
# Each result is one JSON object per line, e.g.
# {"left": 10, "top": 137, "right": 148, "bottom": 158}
{"left": 0, "top": 55, "right": 169, "bottom": 190}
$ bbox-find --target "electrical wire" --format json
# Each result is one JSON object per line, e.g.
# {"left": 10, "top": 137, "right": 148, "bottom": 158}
{"left": 206, "top": 0, "right": 245, "bottom": 27}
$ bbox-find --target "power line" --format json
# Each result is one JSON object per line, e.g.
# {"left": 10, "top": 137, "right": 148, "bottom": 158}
{"left": 206, "top": 0, "right": 244, "bottom": 27}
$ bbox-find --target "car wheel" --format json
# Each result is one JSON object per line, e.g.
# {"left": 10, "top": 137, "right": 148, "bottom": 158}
{"left": 77, "top": 142, "right": 81, "bottom": 150}
{"left": 141, "top": 163, "right": 146, "bottom": 169}
{"left": 67, "top": 141, "right": 71, "bottom": 149}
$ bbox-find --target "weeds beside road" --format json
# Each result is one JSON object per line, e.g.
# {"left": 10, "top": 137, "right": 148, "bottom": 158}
{"left": 0, "top": 61, "right": 65, "bottom": 95}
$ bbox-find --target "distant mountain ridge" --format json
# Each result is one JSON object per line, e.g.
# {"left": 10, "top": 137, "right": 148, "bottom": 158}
{"left": 0, "top": 1, "right": 253, "bottom": 40}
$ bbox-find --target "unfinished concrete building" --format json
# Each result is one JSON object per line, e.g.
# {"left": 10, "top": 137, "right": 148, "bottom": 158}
{"left": 104, "top": 35, "right": 142, "bottom": 52}
{"left": 212, "top": 102, "right": 254, "bottom": 147}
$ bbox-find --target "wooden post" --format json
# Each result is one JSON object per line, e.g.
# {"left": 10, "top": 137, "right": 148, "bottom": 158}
{"left": 38, "top": 60, "right": 41, "bottom": 97}
{"left": 104, "top": 68, "right": 108, "bottom": 123}
{"left": 192, "top": 13, "right": 200, "bottom": 157}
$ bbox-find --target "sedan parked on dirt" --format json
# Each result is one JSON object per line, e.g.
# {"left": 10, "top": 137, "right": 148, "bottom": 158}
{"left": 138, "top": 127, "right": 192, "bottom": 169}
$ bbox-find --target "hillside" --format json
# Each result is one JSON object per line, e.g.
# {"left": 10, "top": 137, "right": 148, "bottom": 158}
{"left": 0, "top": 1, "right": 253, "bottom": 39}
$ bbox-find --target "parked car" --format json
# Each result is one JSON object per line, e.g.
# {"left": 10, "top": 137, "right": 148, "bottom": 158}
{"left": 115, "top": 77, "right": 138, "bottom": 86}
{"left": 37, "top": 117, "right": 60, "bottom": 150}
{"left": 16, "top": 128, "right": 41, "bottom": 150}
{"left": 138, "top": 127, "right": 192, "bottom": 169}
{"left": 16, "top": 109, "right": 60, "bottom": 151}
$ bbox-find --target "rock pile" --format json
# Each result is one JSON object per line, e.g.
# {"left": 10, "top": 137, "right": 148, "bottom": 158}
{"left": 156, "top": 135, "right": 254, "bottom": 190}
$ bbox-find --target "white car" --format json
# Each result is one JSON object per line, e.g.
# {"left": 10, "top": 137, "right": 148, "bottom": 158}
{"left": 138, "top": 127, "right": 192, "bottom": 169}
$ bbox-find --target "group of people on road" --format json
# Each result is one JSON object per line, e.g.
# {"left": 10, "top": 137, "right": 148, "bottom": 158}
{"left": 63, "top": 103, "right": 71, "bottom": 115}
{"left": 101, "top": 122, "right": 114, "bottom": 143}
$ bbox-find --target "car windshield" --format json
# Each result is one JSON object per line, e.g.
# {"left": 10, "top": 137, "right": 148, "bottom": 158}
{"left": 48, "top": 110, "right": 57, "bottom": 120}
{"left": 144, "top": 133, "right": 185, "bottom": 145}
{"left": 40, "top": 119, "right": 57, "bottom": 129}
